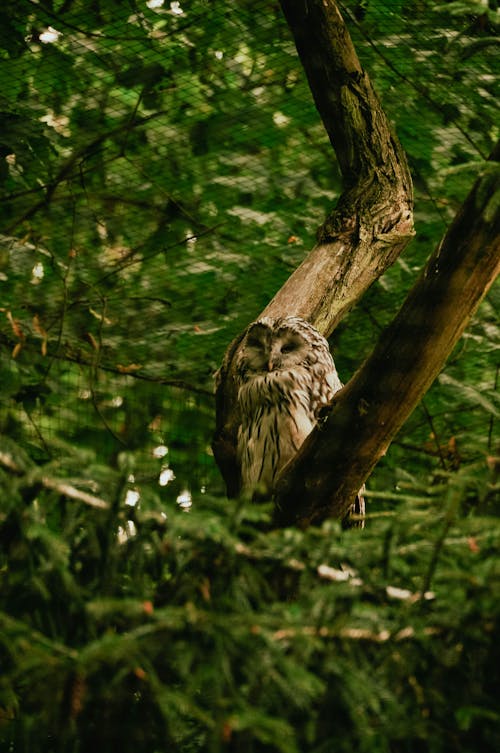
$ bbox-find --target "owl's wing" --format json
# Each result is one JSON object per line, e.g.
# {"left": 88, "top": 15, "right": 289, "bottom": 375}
{"left": 311, "top": 366, "right": 343, "bottom": 423}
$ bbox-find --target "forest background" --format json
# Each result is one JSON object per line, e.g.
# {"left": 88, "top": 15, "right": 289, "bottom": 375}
{"left": 0, "top": 1, "right": 498, "bottom": 752}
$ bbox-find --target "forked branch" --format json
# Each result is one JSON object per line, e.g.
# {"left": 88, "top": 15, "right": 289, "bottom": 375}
{"left": 213, "top": 0, "right": 414, "bottom": 499}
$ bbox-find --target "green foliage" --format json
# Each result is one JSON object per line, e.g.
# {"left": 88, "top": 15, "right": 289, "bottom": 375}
{"left": 0, "top": 444, "right": 499, "bottom": 752}
{"left": 0, "top": 0, "right": 499, "bottom": 750}
{"left": 0, "top": 0, "right": 497, "bottom": 486}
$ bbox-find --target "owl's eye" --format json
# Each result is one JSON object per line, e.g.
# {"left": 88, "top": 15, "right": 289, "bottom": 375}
{"left": 247, "top": 337, "right": 263, "bottom": 350}
{"left": 281, "top": 342, "right": 296, "bottom": 354}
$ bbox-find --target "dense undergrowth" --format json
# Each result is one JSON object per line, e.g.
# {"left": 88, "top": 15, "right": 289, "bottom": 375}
{"left": 1, "top": 438, "right": 498, "bottom": 753}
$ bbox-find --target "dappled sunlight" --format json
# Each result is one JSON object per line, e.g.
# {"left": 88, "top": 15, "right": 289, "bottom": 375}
{"left": 31, "top": 261, "right": 44, "bottom": 284}
{"left": 152, "top": 444, "right": 169, "bottom": 458}
{"left": 117, "top": 519, "right": 137, "bottom": 544}
{"left": 39, "top": 27, "right": 62, "bottom": 44}
{"left": 159, "top": 467, "right": 175, "bottom": 486}
{"left": 176, "top": 489, "right": 192, "bottom": 510}
{"left": 125, "top": 489, "right": 140, "bottom": 507}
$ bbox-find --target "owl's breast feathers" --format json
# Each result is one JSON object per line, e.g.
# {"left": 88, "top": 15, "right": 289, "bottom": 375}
{"left": 236, "top": 368, "right": 332, "bottom": 497}
{"left": 234, "top": 315, "right": 343, "bottom": 498}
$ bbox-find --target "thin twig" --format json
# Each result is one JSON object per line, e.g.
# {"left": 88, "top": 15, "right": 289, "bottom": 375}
{"left": 40, "top": 476, "right": 109, "bottom": 509}
{"left": 0, "top": 451, "right": 109, "bottom": 509}
{"left": 338, "top": 1, "right": 488, "bottom": 159}
{"left": 271, "top": 624, "right": 441, "bottom": 643}
{"left": 0, "top": 333, "right": 213, "bottom": 397}
{"left": 420, "top": 400, "right": 448, "bottom": 470}
{"left": 6, "top": 111, "right": 169, "bottom": 233}
{"left": 420, "top": 490, "right": 460, "bottom": 598}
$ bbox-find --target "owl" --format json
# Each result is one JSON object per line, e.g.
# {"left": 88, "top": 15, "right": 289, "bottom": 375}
{"left": 234, "top": 316, "right": 365, "bottom": 524}
{"left": 235, "top": 316, "right": 339, "bottom": 494}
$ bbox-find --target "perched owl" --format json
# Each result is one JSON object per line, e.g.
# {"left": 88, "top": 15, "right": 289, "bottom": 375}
{"left": 235, "top": 316, "right": 339, "bottom": 495}
{"left": 235, "top": 316, "right": 365, "bottom": 524}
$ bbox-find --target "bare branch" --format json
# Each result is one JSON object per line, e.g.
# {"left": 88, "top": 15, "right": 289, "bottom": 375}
{"left": 6, "top": 111, "right": 169, "bottom": 234}
{"left": 0, "top": 452, "right": 109, "bottom": 510}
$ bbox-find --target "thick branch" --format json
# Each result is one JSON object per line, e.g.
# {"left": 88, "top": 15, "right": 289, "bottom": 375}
{"left": 278, "top": 0, "right": 407, "bottom": 198}
{"left": 274, "top": 152, "right": 500, "bottom": 526}
{"left": 263, "top": 0, "right": 414, "bottom": 335}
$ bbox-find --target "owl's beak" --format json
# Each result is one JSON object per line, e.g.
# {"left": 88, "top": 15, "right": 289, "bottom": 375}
{"left": 267, "top": 346, "right": 281, "bottom": 371}
{"left": 267, "top": 355, "right": 279, "bottom": 371}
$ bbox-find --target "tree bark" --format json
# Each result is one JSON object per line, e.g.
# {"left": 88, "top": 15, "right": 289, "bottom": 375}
{"left": 274, "top": 146, "right": 500, "bottom": 526}
{"left": 213, "top": 0, "right": 414, "bottom": 497}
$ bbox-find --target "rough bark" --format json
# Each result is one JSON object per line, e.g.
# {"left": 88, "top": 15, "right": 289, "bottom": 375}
{"left": 212, "top": 0, "right": 414, "bottom": 497}
{"left": 274, "top": 148, "right": 500, "bottom": 526}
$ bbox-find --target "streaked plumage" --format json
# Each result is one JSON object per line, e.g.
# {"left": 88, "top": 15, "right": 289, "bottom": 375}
{"left": 235, "top": 316, "right": 339, "bottom": 493}
{"left": 235, "top": 316, "right": 364, "bottom": 525}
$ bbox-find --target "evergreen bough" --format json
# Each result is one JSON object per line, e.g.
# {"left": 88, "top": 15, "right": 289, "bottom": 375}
{"left": 1, "top": 439, "right": 498, "bottom": 753}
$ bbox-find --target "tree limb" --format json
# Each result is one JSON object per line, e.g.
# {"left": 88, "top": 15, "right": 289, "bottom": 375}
{"left": 274, "top": 147, "right": 500, "bottom": 526}
{"left": 262, "top": 0, "right": 414, "bottom": 333}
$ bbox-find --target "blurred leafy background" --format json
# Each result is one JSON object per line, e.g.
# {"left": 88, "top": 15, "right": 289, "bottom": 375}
{"left": 0, "top": 1, "right": 498, "bottom": 751}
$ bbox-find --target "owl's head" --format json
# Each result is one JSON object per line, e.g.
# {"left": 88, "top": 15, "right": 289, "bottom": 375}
{"left": 237, "top": 316, "right": 333, "bottom": 377}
